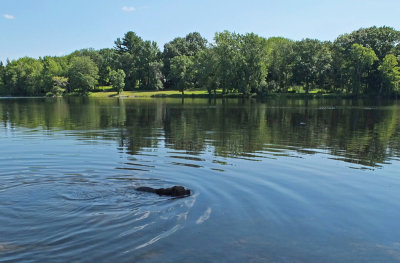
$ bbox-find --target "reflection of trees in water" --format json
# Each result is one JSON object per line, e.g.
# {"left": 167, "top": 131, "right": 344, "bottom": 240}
{"left": 0, "top": 98, "right": 399, "bottom": 167}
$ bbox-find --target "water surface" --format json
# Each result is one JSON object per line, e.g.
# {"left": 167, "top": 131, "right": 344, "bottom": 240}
{"left": 1, "top": 97, "right": 400, "bottom": 262}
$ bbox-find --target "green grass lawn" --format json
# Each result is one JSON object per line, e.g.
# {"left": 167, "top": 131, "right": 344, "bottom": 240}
{"left": 89, "top": 86, "right": 347, "bottom": 99}
{"left": 89, "top": 88, "right": 218, "bottom": 98}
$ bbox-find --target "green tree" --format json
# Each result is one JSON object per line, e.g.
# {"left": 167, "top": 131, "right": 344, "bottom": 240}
{"left": 1, "top": 27, "right": 399, "bottom": 98}
{"left": 110, "top": 69, "right": 126, "bottom": 94}
{"left": 291, "top": 39, "right": 332, "bottom": 94}
{"left": 334, "top": 26, "right": 400, "bottom": 94}
{"left": 163, "top": 32, "right": 207, "bottom": 89}
{"left": 70, "top": 48, "right": 120, "bottom": 86}
{"left": 335, "top": 26, "right": 400, "bottom": 61}
{"left": 115, "top": 32, "right": 144, "bottom": 90}
{"left": 378, "top": 54, "right": 400, "bottom": 95}
{"left": 47, "top": 76, "right": 68, "bottom": 97}
{"left": 68, "top": 56, "right": 99, "bottom": 94}
{"left": 115, "top": 31, "right": 164, "bottom": 90}
{"left": 214, "top": 31, "right": 242, "bottom": 94}
{"left": 140, "top": 41, "right": 164, "bottom": 90}
{"left": 0, "top": 61, "right": 5, "bottom": 94}
{"left": 98, "top": 48, "right": 120, "bottom": 85}
{"left": 265, "top": 37, "right": 295, "bottom": 92}
{"left": 170, "top": 55, "right": 195, "bottom": 95}
{"left": 208, "top": 31, "right": 270, "bottom": 95}
{"left": 314, "top": 42, "right": 334, "bottom": 91}
{"left": 348, "top": 43, "right": 378, "bottom": 96}
{"left": 195, "top": 49, "right": 219, "bottom": 95}
{"left": 240, "top": 33, "right": 269, "bottom": 95}
{"left": 41, "top": 56, "right": 68, "bottom": 93}
{"left": 3, "top": 57, "right": 44, "bottom": 96}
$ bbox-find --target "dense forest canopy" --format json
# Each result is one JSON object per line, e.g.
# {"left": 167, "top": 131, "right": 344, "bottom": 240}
{"left": 0, "top": 26, "right": 399, "bottom": 97}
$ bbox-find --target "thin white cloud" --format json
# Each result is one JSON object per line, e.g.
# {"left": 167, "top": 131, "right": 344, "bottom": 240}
{"left": 122, "top": 6, "right": 135, "bottom": 12}
{"left": 3, "top": 14, "right": 15, "bottom": 20}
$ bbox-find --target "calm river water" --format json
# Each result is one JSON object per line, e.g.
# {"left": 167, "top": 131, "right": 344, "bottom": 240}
{"left": 0, "top": 97, "right": 400, "bottom": 262}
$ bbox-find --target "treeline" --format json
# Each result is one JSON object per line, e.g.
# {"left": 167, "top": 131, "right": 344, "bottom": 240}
{"left": 0, "top": 26, "right": 399, "bottom": 97}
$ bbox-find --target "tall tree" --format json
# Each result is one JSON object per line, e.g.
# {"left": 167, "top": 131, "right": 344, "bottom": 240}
{"left": 240, "top": 33, "right": 269, "bottom": 95}
{"left": 213, "top": 31, "right": 242, "bottom": 94}
{"left": 115, "top": 32, "right": 145, "bottom": 90}
{"left": 47, "top": 76, "right": 68, "bottom": 97}
{"left": 3, "top": 57, "right": 44, "bottom": 96}
{"left": 170, "top": 55, "right": 195, "bottom": 95}
{"left": 41, "top": 56, "right": 67, "bottom": 93}
{"left": 378, "top": 54, "right": 400, "bottom": 95}
{"left": 334, "top": 26, "right": 400, "bottom": 94}
{"left": 291, "top": 39, "right": 332, "bottom": 94}
{"left": 347, "top": 43, "right": 378, "bottom": 96}
{"left": 115, "top": 31, "right": 164, "bottom": 90}
{"left": 163, "top": 32, "right": 207, "bottom": 89}
{"left": 195, "top": 49, "right": 219, "bottom": 95}
{"left": 335, "top": 26, "right": 400, "bottom": 61}
{"left": 210, "top": 31, "right": 270, "bottom": 95}
{"left": 266, "top": 37, "right": 295, "bottom": 92}
{"left": 68, "top": 56, "right": 99, "bottom": 94}
{"left": 98, "top": 48, "right": 120, "bottom": 85}
{"left": 0, "top": 62, "right": 5, "bottom": 94}
{"left": 109, "top": 69, "right": 126, "bottom": 94}
{"left": 140, "top": 41, "right": 164, "bottom": 90}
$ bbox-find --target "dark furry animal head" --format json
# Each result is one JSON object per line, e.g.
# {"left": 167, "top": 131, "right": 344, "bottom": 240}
{"left": 137, "top": 186, "right": 191, "bottom": 197}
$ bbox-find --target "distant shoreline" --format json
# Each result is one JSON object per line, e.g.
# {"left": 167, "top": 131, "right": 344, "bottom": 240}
{"left": 0, "top": 91, "right": 391, "bottom": 100}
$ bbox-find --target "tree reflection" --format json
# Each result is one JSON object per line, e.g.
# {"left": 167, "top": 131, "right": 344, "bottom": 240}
{"left": 0, "top": 97, "right": 399, "bottom": 167}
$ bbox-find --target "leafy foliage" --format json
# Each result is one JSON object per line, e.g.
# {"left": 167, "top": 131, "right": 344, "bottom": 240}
{"left": 347, "top": 44, "right": 378, "bottom": 95}
{"left": 68, "top": 56, "right": 99, "bottom": 94}
{"left": 115, "top": 32, "right": 164, "bottom": 90}
{"left": 170, "top": 55, "right": 195, "bottom": 95}
{"left": 46, "top": 76, "right": 68, "bottom": 97}
{"left": 109, "top": 69, "right": 126, "bottom": 94}
{"left": 163, "top": 32, "right": 208, "bottom": 89}
{"left": 0, "top": 26, "right": 399, "bottom": 97}
{"left": 379, "top": 54, "right": 400, "bottom": 95}
{"left": 2, "top": 57, "right": 44, "bottom": 96}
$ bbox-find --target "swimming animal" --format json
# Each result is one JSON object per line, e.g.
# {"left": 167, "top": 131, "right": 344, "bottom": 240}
{"left": 136, "top": 186, "right": 191, "bottom": 197}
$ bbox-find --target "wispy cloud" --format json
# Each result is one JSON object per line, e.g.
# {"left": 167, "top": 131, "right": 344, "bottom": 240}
{"left": 122, "top": 6, "right": 135, "bottom": 12}
{"left": 3, "top": 14, "right": 15, "bottom": 20}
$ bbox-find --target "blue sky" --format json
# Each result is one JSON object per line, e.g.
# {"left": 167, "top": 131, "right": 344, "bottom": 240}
{"left": 1, "top": 0, "right": 399, "bottom": 62}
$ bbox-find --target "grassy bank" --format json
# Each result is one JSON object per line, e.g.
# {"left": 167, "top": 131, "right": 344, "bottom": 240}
{"left": 1, "top": 88, "right": 387, "bottom": 99}
{"left": 89, "top": 88, "right": 223, "bottom": 98}
{"left": 88, "top": 88, "right": 357, "bottom": 99}
{"left": 85, "top": 85, "right": 398, "bottom": 99}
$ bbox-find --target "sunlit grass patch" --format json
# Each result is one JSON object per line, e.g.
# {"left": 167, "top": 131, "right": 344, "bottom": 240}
{"left": 89, "top": 88, "right": 218, "bottom": 98}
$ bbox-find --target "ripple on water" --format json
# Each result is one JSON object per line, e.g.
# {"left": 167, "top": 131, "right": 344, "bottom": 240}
{"left": 0, "top": 175, "right": 198, "bottom": 262}
{"left": 1, "top": 98, "right": 400, "bottom": 262}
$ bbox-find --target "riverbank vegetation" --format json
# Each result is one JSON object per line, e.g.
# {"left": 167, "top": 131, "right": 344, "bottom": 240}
{"left": 0, "top": 26, "right": 399, "bottom": 98}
